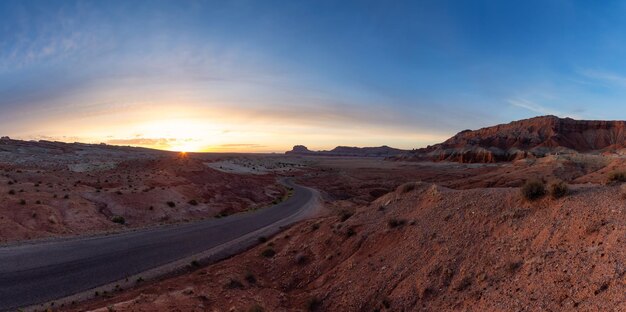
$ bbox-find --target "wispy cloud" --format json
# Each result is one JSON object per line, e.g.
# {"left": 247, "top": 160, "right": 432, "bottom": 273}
{"left": 578, "top": 69, "right": 626, "bottom": 87}
{"left": 217, "top": 143, "right": 267, "bottom": 148}
{"left": 105, "top": 138, "right": 180, "bottom": 149}
{"left": 507, "top": 98, "right": 562, "bottom": 116}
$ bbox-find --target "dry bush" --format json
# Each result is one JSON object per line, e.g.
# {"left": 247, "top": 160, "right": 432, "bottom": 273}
{"left": 261, "top": 247, "right": 275, "bottom": 258}
{"left": 110, "top": 215, "right": 125, "bottom": 224}
{"left": 549, "top": 181, "right": 568, "bottom": 199}
{"left": 339, "top": 210, "right": 353, "bottom": 222}
{"left": 306, "top": 297, "right": 321, "bottom": 311}
{"left": 388, "top": 218, "right": 407, "bottom": 228}
{"left": 607, "top": 171, "right": 626, "bottom": 184}
{"left": 398, "top": 182, "right": 418, "bottom": 193}
{"left": 521, "top": 180, "right": 546, "bottom": 201}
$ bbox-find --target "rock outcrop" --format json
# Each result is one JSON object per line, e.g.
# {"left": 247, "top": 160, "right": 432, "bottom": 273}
{"left": 286, "top": 145, "right": 407, "bottom": 157}
{"left": 400, "top": 115, "right": 626, "bottom": 163}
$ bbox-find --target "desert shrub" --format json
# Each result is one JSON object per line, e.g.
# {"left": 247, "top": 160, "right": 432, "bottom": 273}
{"left": 215, "top": 209, "right": 230, "bottom": 218}
{"left": 346, "top": 227, "right": 356, "bottom": 237}
{"left": 166, "top": 201, "right": 176, "bottom": 208}
{"left": 339, "top": 210, "right": 353, "bottom": 222}
{"left": 225, "top": 278, "right": 243, "bottom": 289}
{"left": 520, "top": 180, "right": 546, "bottom": 201}
{"left": 295, "top": 253, "right": 308, "bottom": 265}
{"left": 306, "top": 297, "right": 322, "bottom": 311}
{"left": 19, "top": 199, "right": 26, "bottom": 205}
{"left": 311, "top": 223, "right": 320, "bottom": 231}
{"left": 453, "top": 276, "right": 473, "bottom": 292}
{"left": 608, "top": 171, "right": 626, "bottom": 183}
{"left": 388, "top": 218, "right": 407, "bottom": 228}
{"left": 507, "top": 260, "right": 524, "bottom": 273}
{"left": 8, "top": 189, "right": 15, "bottom": 195}
{"left": 549, "top": 181, "right": 568, "bottom": 199}
{"left": 248, "top": 304, "right": 264, "bottom": 312}
{"left": 261, "top": 247, "right": 276, "bottom": 258}
{"left": 382, "top": 298, "right": 391, "bottom": 308}
{"left": 398, "top": 182, "right": 418, "bottom": 193}
{"left": 110, "top": 215, "right": 125, "bottom": 224}
{"left": 245, "top": 271, "right": 257, "bottom": 284}
{"left": 258, "top": 236, "right": 268, "bottom": 243}
{"left": 188, "top": 199, "right": 198, "bottom": 206}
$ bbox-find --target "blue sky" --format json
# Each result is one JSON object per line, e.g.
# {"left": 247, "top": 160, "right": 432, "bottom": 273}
{"left": 2, "top": 0, "right": 626, "bottom": 151}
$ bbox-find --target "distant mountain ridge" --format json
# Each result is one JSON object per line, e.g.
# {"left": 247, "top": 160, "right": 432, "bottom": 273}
{"left": 399, "top": 115, "right": 626, "bottom": 163}
{"left": 286, "top": 145, "right": 407, "bottom": 157}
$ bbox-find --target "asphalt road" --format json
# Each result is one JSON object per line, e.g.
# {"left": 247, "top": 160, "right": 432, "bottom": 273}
{"left": 0, "top": 179, "right": 317, "bottom": 311}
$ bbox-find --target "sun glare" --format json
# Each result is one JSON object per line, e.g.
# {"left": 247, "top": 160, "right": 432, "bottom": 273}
{"left": 170, "top": 140, "right": 206, "bottom": 153}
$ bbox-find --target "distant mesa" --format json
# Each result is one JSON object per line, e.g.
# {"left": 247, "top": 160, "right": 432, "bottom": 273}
{"left": 290, "top": 145, "right": 310, "bottom": 153}
{"left": 397, "top": 115, "right": 626, "bottom": 163}
{"left": 286, "top": 145, "right": 407, "bottom": 157}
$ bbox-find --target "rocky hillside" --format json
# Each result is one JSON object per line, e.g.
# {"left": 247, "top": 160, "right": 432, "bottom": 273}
{"left": 0, "top": 139, "right": 286, "bottom": 243}
{"left": 286, "top": 145, "right": 407, "bottom": 157}
{"left": 401, "top": 115, "right": 626, "bottom": 163}
{"left": 71, "top": 181, "right": 626, "bottom": 311}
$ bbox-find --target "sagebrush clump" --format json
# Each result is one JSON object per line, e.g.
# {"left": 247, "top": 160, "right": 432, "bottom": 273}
{"left": 398, "top": 182, "right": 418, "bottom": 193}
{"left": 521, "top": 180, "right": 546, "bottom": 201}
{"left": 339, "top": 210, "right": 353, "bottom": 222}
{"left": 110, "top": 215, "right": 125, "bottom": 224}
{"left": 549, "top": 181, "right": 568, "bottom": 199}
{"left": 261, "top": 247, "right": 275, "bottom": 258}
{"left": 608, "top": 171, "right": 626, "bottom": 184}
{"left": 388, "top": 218, "right": 407, "bottom": 228}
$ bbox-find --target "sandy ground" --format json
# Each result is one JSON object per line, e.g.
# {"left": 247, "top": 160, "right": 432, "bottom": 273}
{"left": 0, "top": 142, "right": 288, "bottom": 243}
{"left": 205, "top": 157, "right": 307, "bottom": 175}
{"left": 63, "top": 152, "right": 626, "bottom": 311}
{"left": 70, "top": 180, "right": 626, "bottom": 311}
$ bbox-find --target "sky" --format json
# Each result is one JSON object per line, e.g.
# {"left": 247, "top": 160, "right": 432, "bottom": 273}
{"left": 3, "top": 1, "right": 626, "bottom": 152}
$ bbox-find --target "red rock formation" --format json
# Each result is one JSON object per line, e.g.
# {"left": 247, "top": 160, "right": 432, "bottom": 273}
{"left": 404, "top": 115, "right": 626, "bottom": 163}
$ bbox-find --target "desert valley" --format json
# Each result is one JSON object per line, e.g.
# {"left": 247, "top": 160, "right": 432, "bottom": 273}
{"left": 2, "top": 116, "right": 626, "bottom": 311}
{"left": 4, "top": 1, "right": 626, "bottom": 311}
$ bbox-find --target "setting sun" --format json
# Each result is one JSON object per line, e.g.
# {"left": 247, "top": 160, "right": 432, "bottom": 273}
{"left": 5, "top": 1, "right": 626, "bottom": 311}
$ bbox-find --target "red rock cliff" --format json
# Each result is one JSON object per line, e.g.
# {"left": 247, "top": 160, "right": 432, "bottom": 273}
{"left": 403, "top": 115, "right": 626, "bottom": 163}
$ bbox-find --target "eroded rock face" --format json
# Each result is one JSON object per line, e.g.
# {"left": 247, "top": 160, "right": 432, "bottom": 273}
{"left": 403, "top": 115, "right": 626, "bottom": 163}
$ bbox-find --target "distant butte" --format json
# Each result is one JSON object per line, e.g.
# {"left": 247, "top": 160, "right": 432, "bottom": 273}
{"left": 285, "top": 145, "right": 407, "bottom": 157}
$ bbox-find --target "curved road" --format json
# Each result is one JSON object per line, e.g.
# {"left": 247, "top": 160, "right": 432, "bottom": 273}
{"left": 0, "top": 179, "right": 318, "bottom": 311}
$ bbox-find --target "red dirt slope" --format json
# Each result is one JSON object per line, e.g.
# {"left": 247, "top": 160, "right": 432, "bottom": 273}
{"left": 71, "top": 181, "right": 626, "bottom": 311}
